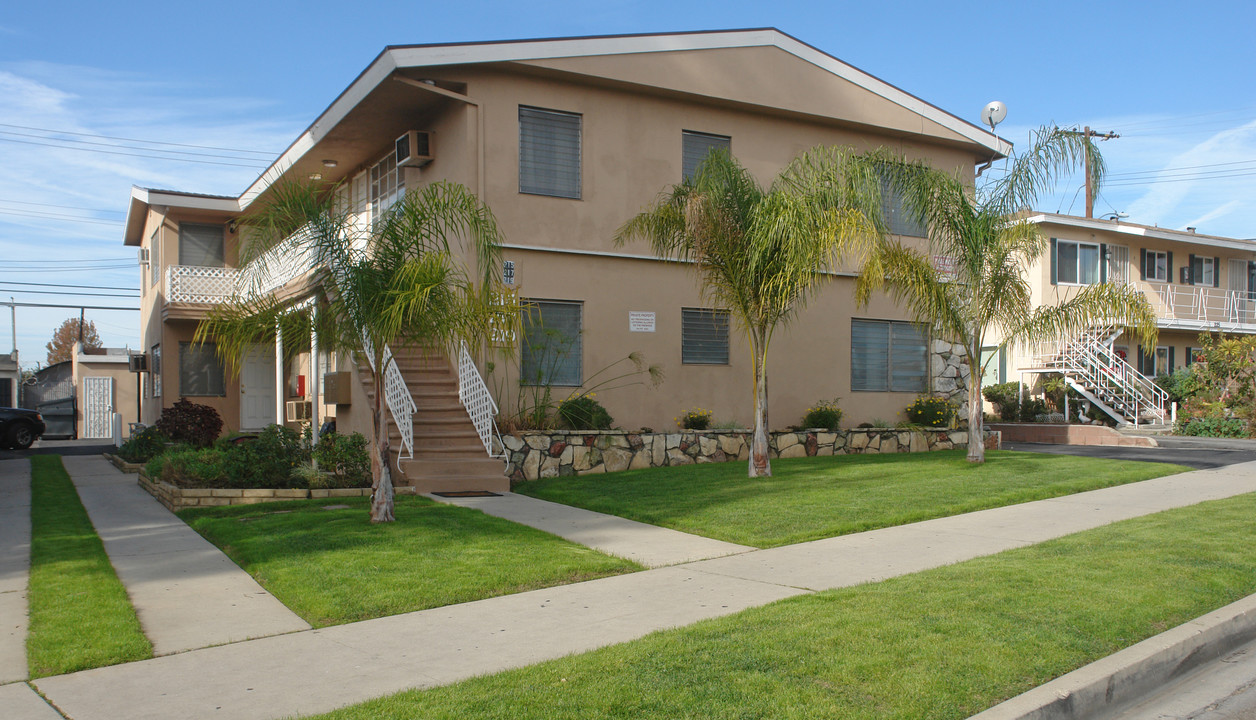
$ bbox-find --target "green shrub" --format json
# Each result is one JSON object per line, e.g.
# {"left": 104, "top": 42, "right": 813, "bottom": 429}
{"left": 117, "top": 426, "right": 169, "bottom": 463}
{"left": 311, "top": 432, "right": 371, "bottom": 488}
{"left": 1155, "top": 368, "right": 1204, "bottom": 405}
{"left": 558, "top": 395, "right": 613, "bottom": 430}
{"left": 155, "top": 399, "right": 223, "bottom": 448}
{"left": 801, "top": 400, "right": 842, "bottom": 430}
{"left": 151, "top": 424, "right": 310, "bottom": 489}
{"left": 904, "top": 396, "right": 953, "bottom": 428}
{"left": 157, "top": 448, "right": 229, "bottom": 488}
{"left": 676, "top": 408, "right": 713, "bottom": 430}
{"left": 1176, "top": 415, "right": 1248, "bottom": 438}
{"left": 982, "top": 382, "right": 1026, "bottom": 422}
{"left": 1020, "top": 398, "right": 1048, "bottom": 423}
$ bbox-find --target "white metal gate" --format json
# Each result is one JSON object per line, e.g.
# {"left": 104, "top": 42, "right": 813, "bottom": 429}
{"left": 82, "top": 376, "right": 114, "bottom": 439}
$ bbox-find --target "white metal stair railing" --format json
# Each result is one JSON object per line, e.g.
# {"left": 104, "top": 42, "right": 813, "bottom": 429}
{"left": 361, "top": 335, "right": 417, "bottom": 461}
{"left": 458, "top": 341, "right": 504, "bottom": 458}
{"left": 1034, "top": 327, "right": 1168, "bottom": 426}
{"left": 1155, "top": 284, "right": 1254, "bottom": 325}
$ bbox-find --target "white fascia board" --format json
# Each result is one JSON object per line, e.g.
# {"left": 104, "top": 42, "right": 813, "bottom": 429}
{"left": 1027, "top": 214, "right": 1256, "bottom": 254}
{"left": 124, "top": 186, "right": 240, "bottom": 246}
{"left": 236, "top": 30, "right": 1007, "bottom": 209}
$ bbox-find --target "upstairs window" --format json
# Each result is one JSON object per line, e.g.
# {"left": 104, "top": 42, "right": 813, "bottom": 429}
{"left": 519, "top": 106, "right": 581, "bottom": 199}
{"left": 881, "top": 180, "right": 927, "bottom": 238}
{"left": 178, "top": 223, "right": 224, "bottom": 267}
{"left": 681, "top": 308, "right": 730, "bottom": 365}
{"left": 1142, "top": 249, "right": 1171, "bottom": 283}
{"left": 149, "top": 229, "right": 161, "bottom": 288}
{"left": 851, "top": 319, "right": 928, "bottom": 392}
{"left": 682, "top": 131, "right": 731, "bottom": 181}
{"left": 370, "top": 150, "right": 405, "bottom": 224}
{"left": 1052, "top": 239, "right": 1101, "bottom": 285}
{"left": 521, "top": 301, "right": 582, "bottom": 386}
{"left": 1189, "top": 255, "right": 1218, "bottom": 287}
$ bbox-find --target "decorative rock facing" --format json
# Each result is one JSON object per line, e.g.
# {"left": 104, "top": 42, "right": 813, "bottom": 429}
{"left": 504, "top": 428, "right": 1001, "bottom": 484}
{"left": 931, "top": 339, "right": 971, "bottom": 420}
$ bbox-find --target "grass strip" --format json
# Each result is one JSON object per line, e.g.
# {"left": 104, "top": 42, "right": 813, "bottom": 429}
{"left": 26, "top": 455, "right": 152, "bottom": 678}
{"left": 306, "top": 490, "right": 1256, "bottom": 720}
{"left": 518, "top": 450, "right": 1190, "bottom": 547}
{"left": 179, "top": 496, "right": 641, "bottom": 627}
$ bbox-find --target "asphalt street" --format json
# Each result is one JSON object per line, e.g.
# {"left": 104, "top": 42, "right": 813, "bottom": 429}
{"left": 1004, "top": 435, "right": 1256, "bottom": 469}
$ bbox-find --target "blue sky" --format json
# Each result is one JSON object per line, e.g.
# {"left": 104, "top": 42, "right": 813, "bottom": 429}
{"left": 1, "top": 0, "right": 1253, "bottom": 369}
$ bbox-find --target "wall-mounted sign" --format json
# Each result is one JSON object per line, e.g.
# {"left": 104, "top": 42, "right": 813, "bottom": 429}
{"left": 629, "top": 311, "right": 655, "bottom": 332}
{"left": 932, "top": 255, "right": 959, "bottom": 282}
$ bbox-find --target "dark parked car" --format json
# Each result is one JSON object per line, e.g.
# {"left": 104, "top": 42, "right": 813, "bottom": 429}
{"left": 0, "top": 407, "right": 46, "bottom": 450}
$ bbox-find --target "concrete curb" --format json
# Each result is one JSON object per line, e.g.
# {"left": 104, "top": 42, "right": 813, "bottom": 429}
{"left": 969, "top": 592, "right": 1256, "bottom": 720}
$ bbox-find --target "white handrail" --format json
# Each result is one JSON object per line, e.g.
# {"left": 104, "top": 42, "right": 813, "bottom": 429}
{"left": 1035, "top": 326, "right": 1167, "bottom": 425}
{"left": 361, "top": 335, "right": 417, "bottom": 460}
{"left": 458, "top": 341, "right": 503, "bottom": 457}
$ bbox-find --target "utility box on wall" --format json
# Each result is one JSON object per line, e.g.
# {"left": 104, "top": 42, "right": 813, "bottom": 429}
{"left": 323, "top": 371, "right": 353, "bottom": 405}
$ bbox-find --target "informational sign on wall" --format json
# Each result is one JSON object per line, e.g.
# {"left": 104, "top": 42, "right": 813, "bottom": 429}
{"left": 629, "top": 311, "right": 656, "bottom": 332}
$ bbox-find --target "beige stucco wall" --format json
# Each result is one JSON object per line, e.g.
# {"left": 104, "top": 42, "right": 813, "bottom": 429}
{"left": 72, "top": 351, "right": 140, "bottom": 437}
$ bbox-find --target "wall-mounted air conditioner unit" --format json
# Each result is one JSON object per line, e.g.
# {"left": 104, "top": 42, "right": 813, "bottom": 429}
{"left": 138, "top": 248, "right": 150, "bottom": 266}
{"left": 128, "top": 354, "right": 148, "bottom": 373}
{"left": 396, "top": 131, "right": 433, "bottom": 168}
{"left": 286, "top": 400, "right": 313, "bottom": 422}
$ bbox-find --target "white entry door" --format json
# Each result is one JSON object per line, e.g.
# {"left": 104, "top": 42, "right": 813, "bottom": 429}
{"left": 82, "top": 376, "right": 113, "bottom": 439}
{"left": 240, "top": 345, "right": 277, "bottom": 430}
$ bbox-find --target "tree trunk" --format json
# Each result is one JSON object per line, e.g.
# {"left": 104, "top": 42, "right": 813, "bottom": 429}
{"left": 966, "top": 356, "right": 985, "bottom": 464}
{"left": 370, "top": 370, "right": 396, "bottom": 523}
{"left": 749, "top": 340, "right": 772, "bottom": 477}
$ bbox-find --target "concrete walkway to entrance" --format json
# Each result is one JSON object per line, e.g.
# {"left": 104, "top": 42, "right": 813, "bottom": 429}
{"left": 429, "top": 491, "right": 753, "bottom": 567}
{"left": 59, "top": 455, "right": 310, "bottom": 656}
{"left": 31, "top": 460, "right": 1256, "bottom": 720}
{"left": 0, "top": 459, "right": 32, "bottom": 686}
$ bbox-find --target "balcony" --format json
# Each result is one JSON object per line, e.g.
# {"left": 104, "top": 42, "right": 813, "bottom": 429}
{"left": 1141, "top": 282, "right": 1256, "bottom": 332}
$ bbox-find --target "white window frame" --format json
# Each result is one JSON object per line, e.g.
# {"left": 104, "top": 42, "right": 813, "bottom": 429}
{"left": 1153, "top": 346, "right": 1170, "bottom": 376}
{"left": 149, "top": 229, "right": 161, "bottom": 289}
{"left": 1198, "top": 257, "right": 1216, "bottom": 287}
{"left": 1146, "top": 250, "right": 1168, "bottom": 283}
{"left": 1056, "top": 239, "right": 1102, "bottom": 285}
{"left": 369, "top": 150, "right": 405, "bottom": 226}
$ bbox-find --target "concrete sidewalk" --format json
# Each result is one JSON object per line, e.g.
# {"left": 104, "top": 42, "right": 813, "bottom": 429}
{"left": 60, "top": 455, "right": 309, "bottom": 656}
{"left": 0, "top": 459, "right": 32, "bottom": 686}
{"left": 33, "top": 460, "right": 1256, "bottom": 720}
{"left": 428, "top": 491, "right": 753, "bottom": 567}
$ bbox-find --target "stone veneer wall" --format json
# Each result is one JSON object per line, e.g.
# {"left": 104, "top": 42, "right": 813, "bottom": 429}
{"left": 931, "top": 340, "right": 971, "bottom": 420}
{"left": 504, "top": 428, "right": 1000, "bottom": 483}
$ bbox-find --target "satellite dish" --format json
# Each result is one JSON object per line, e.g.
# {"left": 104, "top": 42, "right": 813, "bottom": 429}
{"left": 981, "top": 101, "right": 1007, "bottom": 131}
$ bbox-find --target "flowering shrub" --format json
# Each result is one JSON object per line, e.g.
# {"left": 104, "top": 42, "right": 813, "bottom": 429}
{"left": 676, "top": 408, "right": 713, "bottom": 430}
{"left": 801, "top": 400, "right": 842, "bottom": 430}
{"left": 904, "top": 396, "right": 954, "bottom": 428}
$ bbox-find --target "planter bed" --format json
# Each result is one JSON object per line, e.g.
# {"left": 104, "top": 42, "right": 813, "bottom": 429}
{"left": 138, "top": 469, "right": 378, "bottom": 512}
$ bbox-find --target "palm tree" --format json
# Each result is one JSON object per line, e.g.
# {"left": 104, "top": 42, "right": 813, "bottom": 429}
{"left": 616, "top": 150, "right": 883, "bottom": 477}
{"left": 199, "top": 180, "right": 513, "bottom": 521}
{"left": 835, "top": 127, "right": 1159, "bottom": 462}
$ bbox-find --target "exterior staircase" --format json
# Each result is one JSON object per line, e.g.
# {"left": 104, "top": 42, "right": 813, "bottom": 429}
{"left": 1032, "top": 326, "right": 1169, "bottom": 427}
{"left": 359, "top": 347, "right": 507, "bottom": 493}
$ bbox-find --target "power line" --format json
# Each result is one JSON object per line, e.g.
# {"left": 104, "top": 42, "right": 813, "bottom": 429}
{"left": 0, "top": 122, "right": 278, "bottom": 156}
{"left": 0, "top": 265, "right": 136, "bottom": 273}
{"left": 0, "top": 258, "right": 134, "bottom": 264}
{"left": 1106, "top": 158, "right": 1256, "bottom": 178}
{"left": 0, "top": 280, "right": 139, "bottom": 290}
{"left": 0, "top": 301, "right": 137, "bottom": 311}
{"left": 0, "top": 287, "right": 139, "bottom": 298}
{"left": 1104, "top": 170, "right": 1256, "bottom": 188}
{"left": 0, "top": 209, "right": 123, "bottom": 226}
{"left": 0, "top": 199, "right": 124, "bottom": 215}
{"left": 0, "top": 128, "right": 274, "bottom": 162}
{"left": 0, "top": 137, "right": 270, "bottom": 169}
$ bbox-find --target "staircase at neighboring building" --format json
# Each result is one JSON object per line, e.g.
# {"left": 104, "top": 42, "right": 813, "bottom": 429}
{"left": 1031, "top": 326, "right": 1169, "bottom": 427}
{"left": 359, "top": 347, "right": 507, "bottom": 493}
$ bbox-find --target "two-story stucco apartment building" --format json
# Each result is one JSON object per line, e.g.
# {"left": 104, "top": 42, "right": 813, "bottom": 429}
{"left": 124, "top": 29, "right": 1020, "bottom": 490}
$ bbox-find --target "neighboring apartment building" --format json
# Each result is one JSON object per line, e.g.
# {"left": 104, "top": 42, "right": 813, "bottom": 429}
{"left": 123, "top": 29, "right": 1011, "bottom": 489}
{"left": 1002, "top": 213, "right": 1256, "bottom": 423}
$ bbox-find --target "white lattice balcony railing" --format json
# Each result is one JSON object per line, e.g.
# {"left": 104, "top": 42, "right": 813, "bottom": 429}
{"left": 165, "top": 265, "right": 241, "bottom": 304}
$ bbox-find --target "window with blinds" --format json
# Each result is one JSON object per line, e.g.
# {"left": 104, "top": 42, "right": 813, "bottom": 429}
{"left": 178, "top": 223, "right": 225, "bottom": 267}
{"left": 682, "top": 131, "right": 731, "bottom": 181}
{"left": 151, "top": 344, "right": 161, "bottom": 398}
{"left": 179, "top": 341, "right": 225, "bottom": 396}
{"left": 880, "top": 179, "right": 927, "bottom": 238}
{"left": 149, "top": 229, "right": 161, "bottom": 288}
{"left": 681, "top": 308, "right": 729, "bottom": 364}
{"left": 519, "top": 106, "right": 581, "bottom": 199}
{"left": 851, "top": 319, "right": 928, "bottom": 392}
{"left": 521, "top": 301, "right": 582, "bottom": 386}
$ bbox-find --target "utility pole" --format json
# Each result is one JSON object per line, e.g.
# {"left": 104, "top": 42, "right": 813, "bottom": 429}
{"left": 1065, "top": 126, "right": 1120, "bottom": 218}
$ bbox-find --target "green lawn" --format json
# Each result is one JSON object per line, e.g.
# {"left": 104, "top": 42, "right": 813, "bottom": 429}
{"left": 305, "top": 490, "right": 1256, "bottom": 720}
{"left": 178, "top": 496, "right": 641, "bottom": 627}
{"left": 26, "top": 456, "right": 152, "bottom": 678}
{"left": 518, "top": 450, "right": 1190, "bottom": 547}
